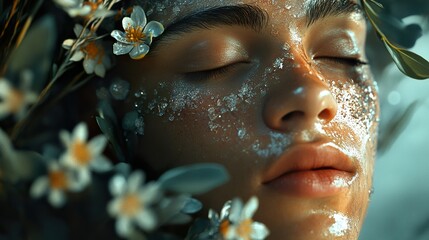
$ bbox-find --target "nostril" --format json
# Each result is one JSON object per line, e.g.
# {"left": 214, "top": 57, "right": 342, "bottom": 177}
{"left": 318, "top": 109, "right": 333, "bottom": 120}
{"left": 282, "top": 111, "right": 304, "bottom": 122}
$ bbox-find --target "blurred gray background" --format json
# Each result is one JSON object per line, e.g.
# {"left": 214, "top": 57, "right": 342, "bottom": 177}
{"left": 360, "top": 17, "right": 429, "bottom": 240}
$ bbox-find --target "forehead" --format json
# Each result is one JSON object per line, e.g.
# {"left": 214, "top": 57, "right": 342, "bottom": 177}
{"left": 144, "top": 0, "right": 361, "bottom": 26}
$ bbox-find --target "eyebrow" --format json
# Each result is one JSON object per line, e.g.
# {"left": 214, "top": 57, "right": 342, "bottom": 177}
{"left": 306, "top": 0, "right": 362, "bottom": 26}
{"left": 149, "top": 1, "right": 362, "bottom": 53}
{"left": 150, "top": 4, "right": 268, "bottom": 51}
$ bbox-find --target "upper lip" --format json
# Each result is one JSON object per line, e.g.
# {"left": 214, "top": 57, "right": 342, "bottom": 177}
{"left": 261, "top": 142, "right": 357, "bottom": 184}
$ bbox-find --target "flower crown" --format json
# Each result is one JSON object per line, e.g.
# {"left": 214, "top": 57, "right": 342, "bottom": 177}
{"left": 0, "top": 0, "right": 428, "bottom": 239}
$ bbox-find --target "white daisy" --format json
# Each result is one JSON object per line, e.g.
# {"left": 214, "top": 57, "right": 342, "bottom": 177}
{"left": 111, "top": 6, "right": 164, "bottom": 59}
{"left": 60, "top": 122, "right": 111, "bottom": 187}
{"left": 30, "top": 161, "right": 79, "bottom": 208}
{"left": 217, "top": 197, "right": 269, "bottom": 240}
{"left": 62, "top": 24, "right": 111, "bottom": 77}
{"left": 108, "top": 170, "right": 162, "bottom": 238}
{"left": 0, "top": 76, "right": 37, "bottom": 120}
{"left": 54, "top": 0, "right": 115, "bottom": 18}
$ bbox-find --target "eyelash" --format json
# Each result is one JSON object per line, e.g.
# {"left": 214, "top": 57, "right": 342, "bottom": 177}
{"left": 185, "top": 62, "right": 247, "bottom": 81}
{"left": 317, "top": 57, "right": 368, "bottom": 67}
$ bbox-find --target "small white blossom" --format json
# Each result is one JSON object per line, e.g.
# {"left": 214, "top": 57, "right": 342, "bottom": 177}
{"left": 0, "top": 76, "right": 38, "bottom": 121}
{"left": 108, "top": 170, "right": 162, "bottom": 238}
{"left": 111, "top": 6, "right": 164, "bottom": 59}
{"left": 30, "top": 161, "right": 80, "bottom": 208}
{"left": 54, "top": 0, "right": 115, "bottom": 18}
{"left": 63, "top": 24, "right": 111, "bottom": 77}
{"left": 60, "top": 122, "right": 111, "bottom": 187}
{"left": 212, "top": 197, "right": 269, "bottom": 240}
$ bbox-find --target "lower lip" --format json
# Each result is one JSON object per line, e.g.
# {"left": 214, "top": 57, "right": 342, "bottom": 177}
{"left": 264, "top": 169, "right": 355, "bottom": 198}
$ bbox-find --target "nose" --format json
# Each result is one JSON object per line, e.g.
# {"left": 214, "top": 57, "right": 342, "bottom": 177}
{"left": 263, "top": 70, "right": 338, "bottom": 132}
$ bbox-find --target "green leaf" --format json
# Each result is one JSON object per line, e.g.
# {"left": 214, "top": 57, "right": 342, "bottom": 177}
{"left": 159, "top": 163, "right": 229, "bottom": 195}
{"left": 362, "top": 0, "right": 429, "bottom": 79}
{"left": 383, "top": 40, "right": 429, "bottom": 79}
{"left": 96, "top": 116, "right": 125, "bottom": 162}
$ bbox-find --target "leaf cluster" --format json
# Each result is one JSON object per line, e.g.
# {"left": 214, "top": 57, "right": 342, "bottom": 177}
{"left": 361, "top": 0, "right": 429, "bottom": 79}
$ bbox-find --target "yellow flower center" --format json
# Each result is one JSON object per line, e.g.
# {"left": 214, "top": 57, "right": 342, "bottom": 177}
{"left": 49, "top": 170, "right": 68, "bottom": 189}
{"left": 83, "top": 0, "right": 103, "bottom": 12}
{"left": 125, "top": 26, "right": 145, "bottom": 43}
{"left": 7, "top": 89, "right": 25, "bottom": 113}
{"left": 71, "top": 141, "right": 92, "bottom": 165}
{"left": 219, "top": 220, "right": 231, "bottom": 237}
{"left": 236, "top": 219, "right": 253, "bottom": 240}
{"left": 219, "top": 219, "right": 253, "bottom": 240}
{"left": 119, "top": 193, "right": 141, "bottom": 217}
{"left": 83, "top": 41, "right": 104, "bottom": 63}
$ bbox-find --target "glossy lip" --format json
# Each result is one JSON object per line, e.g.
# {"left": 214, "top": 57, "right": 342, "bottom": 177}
{"left": 262, "top": 142, "right": 357, "bottom": 198}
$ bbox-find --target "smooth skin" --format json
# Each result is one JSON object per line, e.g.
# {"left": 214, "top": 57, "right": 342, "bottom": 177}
{"left": 117, "top": 0, "right": 379, "bottom": 239}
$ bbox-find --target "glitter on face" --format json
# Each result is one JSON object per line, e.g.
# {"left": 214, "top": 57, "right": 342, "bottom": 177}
{"left": 328, "top": 213, "right": 350, "bottom": 237}
{"left": 122, "top": 2, "right": 379, "bottom": 239}
{"left": 251, "top": 131, "right": 292, "bottom": 158}
{"left": 332, "top": 173, "right": 358, "bottom": 188}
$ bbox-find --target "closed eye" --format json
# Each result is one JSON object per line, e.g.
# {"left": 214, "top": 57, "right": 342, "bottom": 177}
{"left": 184, "top": 61, "right": 251, "bottom": 81}
{"left": 315, "top": 56, "right": 368, "bottom": 67}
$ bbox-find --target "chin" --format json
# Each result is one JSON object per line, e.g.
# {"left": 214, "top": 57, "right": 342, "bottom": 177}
{"left": 254, "top": 186, "right": 368, "bottom": 240}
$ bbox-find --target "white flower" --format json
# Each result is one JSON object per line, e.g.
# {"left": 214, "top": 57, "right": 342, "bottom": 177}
{"left": 30, "top": 161, "right": 79, "bottom": 208}
{"left": 54, "top": 0, "right": 115, "bottom": 18}
{"left": 216, "top": 197, "right": 269, "bottom": 240}
{"left": 108, "top": 170, "right": 162, "bottom": 238}
{"left": 0, "top": 76, "right": 37, "bottom": 120}
{"left": 62, "top": 24, "right": 111, "bottom": 77}
{"left": 111, "top": 6, "right": 164, "bottom": 59}
{"left": 60, "top": 122, "right": 111, "bottom": 187}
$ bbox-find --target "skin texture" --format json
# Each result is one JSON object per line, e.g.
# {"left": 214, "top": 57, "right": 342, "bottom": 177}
{"left": 117, "top": 0, "right": 379, "bottom": 239}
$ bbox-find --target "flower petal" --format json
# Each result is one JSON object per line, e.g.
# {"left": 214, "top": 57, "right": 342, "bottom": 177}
{"left": 229, "top": 198, "right": 242, "bottom": 223}
{"left": 0, "top": 105, "right": 10, "bottom": 120}
{"left": 0, "top": 80, "right": 12, "bottom": 96}
{"left": 73, "top": 24, "right": 86, "bottom": 37}
{"left": 68, "top": 5, "right": 91, "bottom": 17}
{"left": 90, "top": 156, "right": 112, "bottom": 172}
{"left": 116, "top": 217, "right": 132, "bottom": 237}
{"left": 122, "top": 17, "right": 135, "bottom": 31}
{"left": 70, "top": 50, "right": 85, "bottom": 61}
{"left": 129, "top": 44, "right": 150, "bottom": 60}
{"left": 73, "top": 122, "right": 88, "bottom": 142}
{"left": 83, "top": 58, "right": 96, "bottom": 74}
{"left": 30, "top": 176, "right": 49, "bottom": 198}
{"left": 131, "top": 6, "right": 147, "bottom": 27}
{"left": 242, "top": 197, "right": 258, "bottom": 219}
{"left": 139, "top": 182, "right": 161, "bottom": 203}
{"left": 128, "top": 171, "right": 145, "bottom": 192}
{"left": 59, "top": 130, "right": 72, "bottom": 146}
{"left": 54, "top": 0, "right": 78, "bottom": 8}
{"left": 109, "top": 174, "right": 127, "bottom": 196}
{"left": 49, "top": 190, "right": 66, "bottom": 208}
{"left": 113, "top": 42, "right": 133, "bottom": 55}
{"left": 111, "top": 30, "right": 130, "bottom": 44}
{"left": 77, "top": 168, "right": 91, "bottom": 186}
{"left": 251, "top": 222, "right": 270, "bottom": 239}
{"left": 135, "top": 209, "right": 157, "bottom": 231}
{"left": 88, "top": 135, "right": 107, "bottom": 154}
{"left": 144, "top": 21, "right": 164, "bottom": 38}
{"left": 94, "top": 63, "right": 106, "bottom": 77}
{"left": 92, "top": 9, "right": 115, "bottom": 18}
{"left": 107, "top": 198, "right": 122, "bottom": 216}
{"left": 62, "top": 39, "right": 76, "bottom": 49}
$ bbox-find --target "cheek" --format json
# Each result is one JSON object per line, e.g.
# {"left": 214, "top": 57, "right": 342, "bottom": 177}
{"left": 323, "top": 67, "right": 379, "bottom": 166}
{"left": 131, "top": 78, "right": 264, "bottom": 169}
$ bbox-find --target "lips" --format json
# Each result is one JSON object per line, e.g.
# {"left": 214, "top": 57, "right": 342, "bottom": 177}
{"left": 262, "top": 142, "right": 357, "bottom": 198}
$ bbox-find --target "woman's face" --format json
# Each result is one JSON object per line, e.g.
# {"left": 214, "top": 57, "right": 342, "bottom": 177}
{"left": 119, "top": 0, "right": 379, "bottom": 239}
